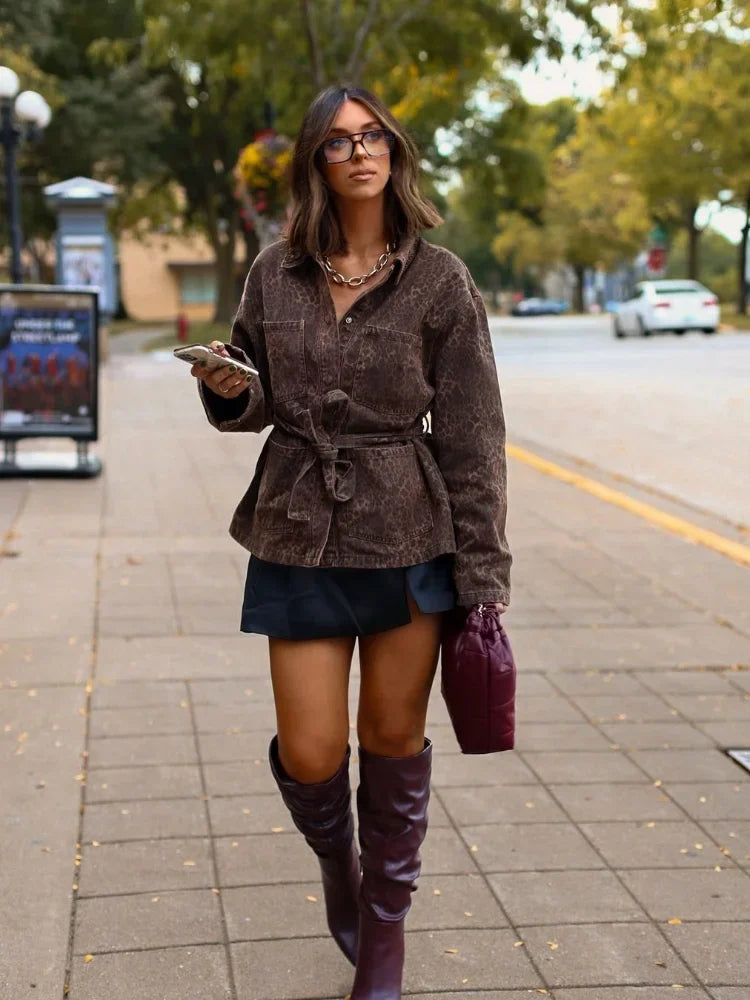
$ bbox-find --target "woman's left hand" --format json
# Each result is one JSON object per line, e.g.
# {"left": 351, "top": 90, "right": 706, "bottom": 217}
{"left": 475, "top": 602, "right": 507, "bottom": 614}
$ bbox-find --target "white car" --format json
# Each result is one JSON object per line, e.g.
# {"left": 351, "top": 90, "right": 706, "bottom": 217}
{"left": 613, "top": 280, "right": 720, "bottom": 338}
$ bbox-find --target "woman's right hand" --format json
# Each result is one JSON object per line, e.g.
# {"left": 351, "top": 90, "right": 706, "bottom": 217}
{"left": 190, "top": 340, "right": 251, "bottom": 399}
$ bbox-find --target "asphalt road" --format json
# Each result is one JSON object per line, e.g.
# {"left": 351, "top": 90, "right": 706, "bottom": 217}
{"left": 490, "top": 314, "right": 750, "bottom": 529}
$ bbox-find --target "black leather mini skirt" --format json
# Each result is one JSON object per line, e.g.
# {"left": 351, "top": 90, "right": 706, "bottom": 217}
{"left": 240, "top": 553, "right": 456, "bottom": 640}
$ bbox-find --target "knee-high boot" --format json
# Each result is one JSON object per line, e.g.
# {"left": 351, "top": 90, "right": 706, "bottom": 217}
{"left": 351, "top": 738, "right": 432, "bottom": 999}
{"left": 268, "top": 735, "right": 361, "bottom": 965}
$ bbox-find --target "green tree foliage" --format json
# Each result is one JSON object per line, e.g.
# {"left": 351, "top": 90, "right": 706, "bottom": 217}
{"left": 136, "top": 0, "right": 621, "bottom": 319}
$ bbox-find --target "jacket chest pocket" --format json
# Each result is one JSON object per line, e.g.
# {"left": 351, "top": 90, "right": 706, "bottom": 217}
{"left": 351, "top": 326, "right": 429, "bottom": 417}
{"left": 263, "top": 320, "right": 307, "bottom": 402}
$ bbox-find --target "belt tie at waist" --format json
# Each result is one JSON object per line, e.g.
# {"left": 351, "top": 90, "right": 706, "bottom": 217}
{"left": 273, "top": 390, "right": 426, "bottom": 521}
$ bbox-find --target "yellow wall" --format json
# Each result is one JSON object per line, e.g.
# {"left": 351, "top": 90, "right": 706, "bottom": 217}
{"left": 118, "top": 231, "right": 217, "bottom": 322}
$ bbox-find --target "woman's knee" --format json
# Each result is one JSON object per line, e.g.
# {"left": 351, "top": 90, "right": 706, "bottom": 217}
{"left": 277, "top": 730, "right": 351, "bottom": 784}
{"left": 357, "top": 713, "right": 426, "bottom": 758}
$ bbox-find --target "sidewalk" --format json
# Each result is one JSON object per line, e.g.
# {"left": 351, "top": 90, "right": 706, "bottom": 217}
{"left": 1, "top": 342, "right": 749, "bottom": 1000}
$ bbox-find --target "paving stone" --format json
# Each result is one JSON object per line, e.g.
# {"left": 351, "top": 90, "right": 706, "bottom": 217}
{"left": 85, "top": 765, "right": 202, "bottom": 803}
{"left": 459, "top": 822, "right": 605, "bottom": 872}
{"left": 83, "top": 798, "right": 209, "bottom": 843}
{"left": 695, "top": 721, "right": 750, "bottom": 746}
{"left": 0, "top": 637, "right": 92, "bottom": 685}
{"left": 663, "top": 782, "right": 750, "bottom": 820}
{"left": 97, "top": 634, "right": 270, "bottom": 682}
{"left": 521, "top": 750, "right": 645, "bottom": 784}
{"left": 215, "top": 832, "right": 319, "bottom": 886}
{"left": 629, "top": 749, "right": 744, "bottom": 783}
{"left": 431, "top": 752, "right": 537, "bottom": 787}
{"left": 224, "top": 882, "right": 330, "bottom": 940}
{"left": 618, "top": 868, "right": 750, "bottom": 921}
{"left": 489, "top": 869, "right": 646, "bottom": 925}
{"left": 68, "top": 944, "right": 231, "bottom": 1000}
{"left": 421, "top": 827, "right": 477, "bottom": 875}
{"left": 198, "top": 730, "right": 277, "bottom": 763}
{"left": 403, "top": 928, "right": 543, "bottom": 991}
{"left": 408, "top": 993, "right": 561, "bottom": 1000}
{"left": 662, "top": 922, "right": 750, "bottom": 985}
{"left": 514, "top": 723, "right": 613, "bottom": 751}
{"left": 514, "top": 671, "right": 559, "bottom": 696}
{"left": 699, "top": 820, "right": 750, "bottom": 868}
{"left": 189, "top": 678, "right": 275, "bottom": 704}
{"left": 78, "top": 837, "right": 213, "bottom": 896}
{"left": 568, "top": 694, "right": 676, "bottom": 723}
{"left": 635, "top": 670, "right": 739, "bottom": 694}
{"left": 0, "top": 685, "right": 87, "bottom": 731}
{"left": 409, "top": 874, "right": 508, "bottom": 930}
{"left": 203, "top": 760, "right": 277, "bottom": 796}
{"left": 193, "top": 702, "right": 277, "bottom": 733}
{"left": 510, "top": 624, "right": 750, "bottom": 671}
{"left": 89, "top": 705, "right": 193, "bottom": 737}
{"left": 518, "top": 922, "right": 693, "bottom": 987}
{"left": 91, "top": 680, "right": 188, "bottom": 709}
{"left": 87, "top": 734, "right": 197, "bottom": 769}
{"left": 579, "top": 820, "right": 728, "bottom": 869}
{"left": 554, "top": 989, "right": 710, "bottom": 999}
{"left": 664, "top": 693, "right": 750, "bottom": 722}
{"left": 549, "top": 782, "right": 684, "bottom": 822}
{"left": 598, "top": 721, "right": 716, "bottom": 750}
{"left": 550, "top": 672, "right": 650, "bottom": 696}
{"left": 516, "top": 695, "right": 587, "bottom": 723}
{"left": 424, "top": 723, "right": 463, "bottom": 753}
{"left": 207, "top": 794, "right": 291, "bottom": 836}
{"left": 710, "top": 989, "right": 750, "bottom": 999}
{"left": 725, "top": 671, "right": 750, "bottom": 693}
{"left": 231, "top": 936, "right": 352, "bottom": 999}
{"left": 439, "top": 785, "right": 567, "bottom": 825}
{"left": 75, "top": 890, "right": 223, "bottom": 953}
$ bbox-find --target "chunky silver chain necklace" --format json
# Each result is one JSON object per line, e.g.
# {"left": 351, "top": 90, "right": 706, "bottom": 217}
{"left": 319, "top": 243, "right": 394, "bottom": 287}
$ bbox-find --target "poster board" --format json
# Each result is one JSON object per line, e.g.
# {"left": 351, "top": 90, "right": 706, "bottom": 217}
{"left": 0, "top": 285, "right": 99, "bottom": 441}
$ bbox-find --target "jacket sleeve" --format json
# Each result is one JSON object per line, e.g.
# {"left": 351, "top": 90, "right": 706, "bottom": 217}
{"left": 428, "top": 260, "right": 512, "bottom": 607}
{"left": 198, "top": 256, "right": 272, "bottom": 433}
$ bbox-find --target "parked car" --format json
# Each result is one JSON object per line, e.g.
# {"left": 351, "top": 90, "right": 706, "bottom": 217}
{"left": 511, "top": 297, "right": 569, "bottom": 316}
{"left": 613, "top": 280, "right": 719, "bottom": 338}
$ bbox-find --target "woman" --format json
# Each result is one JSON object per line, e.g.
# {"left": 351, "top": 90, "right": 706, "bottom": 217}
{"left": 191, "top": 84, "right": 511, "bottom": 999}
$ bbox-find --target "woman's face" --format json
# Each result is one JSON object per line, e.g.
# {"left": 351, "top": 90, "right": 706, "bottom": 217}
{"left": 320, "top": 99, "right": 392, "bottom": 202}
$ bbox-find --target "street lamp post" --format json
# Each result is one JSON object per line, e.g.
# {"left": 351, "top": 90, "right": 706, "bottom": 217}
{"left": 0, "top": 66, "right": 52, "bottom": 284}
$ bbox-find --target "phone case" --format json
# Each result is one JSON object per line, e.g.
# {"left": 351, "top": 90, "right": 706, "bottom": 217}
{"left": 173, "top": 344, "right": 258, "bottom": 376}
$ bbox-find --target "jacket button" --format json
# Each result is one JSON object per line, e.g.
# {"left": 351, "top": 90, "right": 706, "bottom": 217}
{"left": 345, "top": 316, "right": 353, "bottom": 324}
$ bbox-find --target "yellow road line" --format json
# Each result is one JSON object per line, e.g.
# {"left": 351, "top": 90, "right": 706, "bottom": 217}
{"left": 506, "top": 443, "right": 750, "bottom": 569}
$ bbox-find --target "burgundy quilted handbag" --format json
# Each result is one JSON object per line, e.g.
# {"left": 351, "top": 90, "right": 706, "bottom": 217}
{"left": 440, "top": 604, "right": 516, "bottom": 754}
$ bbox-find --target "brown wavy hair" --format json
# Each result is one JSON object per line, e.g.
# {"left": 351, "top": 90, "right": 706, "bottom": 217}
{"left": 285, "top": 85, "right": 442, "bottom": 261}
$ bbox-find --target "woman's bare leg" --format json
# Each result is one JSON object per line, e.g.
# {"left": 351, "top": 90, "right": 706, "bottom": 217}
{"left": 357, "top": 587, "right": 442, "bottom": 756}
{"left": 269, "top": 634, "right": 355, "bottom": 782}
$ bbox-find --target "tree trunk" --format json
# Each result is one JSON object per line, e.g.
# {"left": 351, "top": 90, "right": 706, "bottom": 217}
{"left": 213, "top": 238, "right": 237, "bottom": 325}
{"left": 738, "top": 191, "right": 750, "bottom": 316}
{"left": 573, "top": 265, "right": 585, "bottom": 313}
{"left": 686, "top": 204, "right": 700, "bottom": 280}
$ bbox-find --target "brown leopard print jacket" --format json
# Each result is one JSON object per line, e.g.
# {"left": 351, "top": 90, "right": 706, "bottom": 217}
{"left": 199, "top": 233, "right": 512, "bottom": 607}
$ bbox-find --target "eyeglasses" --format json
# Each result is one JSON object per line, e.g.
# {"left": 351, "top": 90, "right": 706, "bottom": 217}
{"left": 319, "top": 129, "right": 395, "bottom": 164}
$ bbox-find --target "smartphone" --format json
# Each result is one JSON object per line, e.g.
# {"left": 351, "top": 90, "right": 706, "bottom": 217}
{"left": 173, "top": 343, "right": 259, "bottom": 378}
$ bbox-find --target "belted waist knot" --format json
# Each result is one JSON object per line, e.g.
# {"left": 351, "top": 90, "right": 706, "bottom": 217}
{"left": 272, "top": 390, "right": 426, "bottom": 519}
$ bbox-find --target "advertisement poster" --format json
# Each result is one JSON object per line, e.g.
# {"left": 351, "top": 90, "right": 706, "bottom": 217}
{"left": 0, "top": 287, "right": 98, "bottom": 439}
{"left": 61, "top": 241, "right": 107, "bottom": 311}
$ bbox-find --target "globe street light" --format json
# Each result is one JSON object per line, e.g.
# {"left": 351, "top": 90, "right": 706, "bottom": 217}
{"left": 0, "top": 66, "right": 52, "bottom": 284}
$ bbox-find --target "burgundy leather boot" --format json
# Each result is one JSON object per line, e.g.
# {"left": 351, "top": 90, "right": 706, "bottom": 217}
{"left": 351, "top": 738, "right": 432, "bottom": 999}
{"left": 268, "top": 735, "right": 361, "bottom": 965}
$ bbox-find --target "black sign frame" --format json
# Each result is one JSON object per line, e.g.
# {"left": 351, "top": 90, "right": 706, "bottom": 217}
{"left": 0, "top": 284, "right": 100, "bottom": 443}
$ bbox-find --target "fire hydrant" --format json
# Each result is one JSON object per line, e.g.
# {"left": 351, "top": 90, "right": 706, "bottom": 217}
{"left": 177, "top": 312, "right": 189, "bottom": 342}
